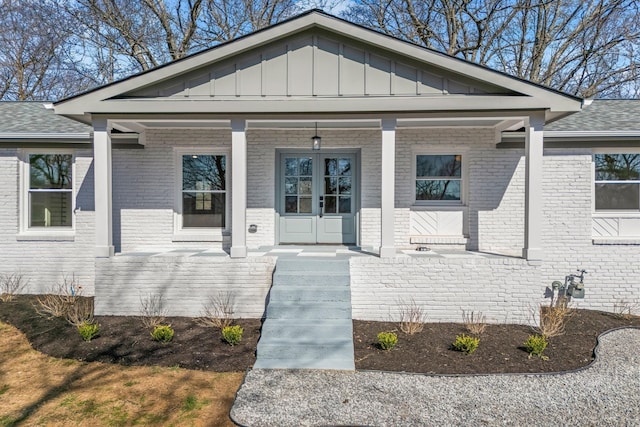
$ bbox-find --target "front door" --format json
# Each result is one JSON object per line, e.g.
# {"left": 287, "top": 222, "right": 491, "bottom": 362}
{"left": 278, "top": 153, "right": 357, "bottom": 244}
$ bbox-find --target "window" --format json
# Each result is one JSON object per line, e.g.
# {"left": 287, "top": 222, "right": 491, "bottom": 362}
{"left": 180, "top": 154, "right": 226, "bottom": 228}
{"left": 594, "top": 153, "right": 640, "bottom": 211}
{"left": 28, "top": 154, "right": 73, "bottom": 228}
{"left": 415, "top": 154, "right": 462, "bottom": 203}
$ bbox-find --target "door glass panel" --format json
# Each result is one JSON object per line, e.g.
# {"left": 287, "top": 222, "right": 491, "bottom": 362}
{"left": 299, "top": 197, "right": 312, "bottom": 213}
{"left": 324, "top": 196, "right": 336, "bottom": 213}
{"left": 339, "top": 177, "right": 351, "bottom": 195}
{"left": 339, "top": 196, "right": 351, "bottom": 213}
{"left": 325, "top": 158, "right": 337, "bottom": 175}
{"left": 285, "top": 158, "right": 298, "bottom": 176}
{"left": 322, "top": 157, "right": 353, "bottom": 215}
{"left": 285, "top": 196, "right": 298, "bottom": 213}
{"left": 285, "top": 177, "right": 298, "bottom": 194}
{"left": 338, "top": 158, "right": 351, "bottom": 176}
{"left": 299, "top": 177, "right": 312, "bottom": 195}
{"left": 299, "top": 158, "right": 313, "bottom": 176}
{"left": 283, "top": 157, "right": 313, "bottom": 214}
{"left": 324, "top": 177, "right": 337, "bottom": 194}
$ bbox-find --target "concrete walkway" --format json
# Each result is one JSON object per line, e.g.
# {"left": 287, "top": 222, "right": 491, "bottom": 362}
{"left": 254, "top": 257, "right": 355, "bottom": 370}
{"left": 231, "top": 328, "right": 640, "bottom": 426}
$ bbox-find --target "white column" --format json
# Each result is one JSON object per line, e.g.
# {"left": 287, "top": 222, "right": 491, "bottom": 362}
{"left": 230, "top": 119, "right": 247, "bottom": 258}
{"left": 523, "top": 112, "right": 545, "bottom": 261}
{"left": 93, "top": 118, "right": 114, "bottom": 257}
{"left": 379, "top": 118, "right": 397, "bottom": 257}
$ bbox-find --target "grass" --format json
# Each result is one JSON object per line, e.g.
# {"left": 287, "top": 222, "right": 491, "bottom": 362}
{"left": 0, "top": 321, "right": 242, "bottom": 427}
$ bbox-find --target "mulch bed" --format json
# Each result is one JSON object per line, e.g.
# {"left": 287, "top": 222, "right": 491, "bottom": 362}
{"left": 0, "top": 295, "right": 259, "bottom": 372}
{"left": 354, "top": 310, "right": 640, "bottom": 374}
{"left": 2, "top": 295, "right": 639, "bottom": 374}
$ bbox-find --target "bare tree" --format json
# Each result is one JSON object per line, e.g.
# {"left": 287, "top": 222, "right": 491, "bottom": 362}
{"left": 343, "top": 0, "right": 640, "bottom": 98}
{"left": 0, "top": 0, "right": 86, "bottom": 100}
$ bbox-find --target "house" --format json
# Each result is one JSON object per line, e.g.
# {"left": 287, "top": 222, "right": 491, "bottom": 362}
{"left": 1, "top": 10, "right": 638, "bottom": 324}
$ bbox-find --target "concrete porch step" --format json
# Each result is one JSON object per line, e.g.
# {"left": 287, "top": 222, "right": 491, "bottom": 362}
{"left": 253, "top": 355, "right": 355, "bottom": 370}
{"left": 256, "top": 341, "right": 354, "bottom": 359}
{"left": 268, "top": 286, "right": 351, "bottom": 302}
{"left": 260, "top": 319, "right": 353, "bottom": 343}
{"left": 265, "top": 301, "right": 351, "bottom": 320}
{"left": 273, "top": 259, "right": 350, "bottom": 272}
{"left": 272, "top": 273, "right": 351, "bottom": 287}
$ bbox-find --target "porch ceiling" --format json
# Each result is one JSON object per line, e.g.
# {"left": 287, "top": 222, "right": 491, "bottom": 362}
{"left": 110, "top": 116, "right": 524, "bottom": 134}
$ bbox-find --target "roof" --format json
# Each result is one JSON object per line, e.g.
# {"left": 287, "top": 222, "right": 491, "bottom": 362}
{"left": 546, "top": 100, "right": 640, "bottom": 131}
{"left": 0, "top": 102, "right": 90, "bottom": 134}
{"left": 53, "top": 10, "right": 582, "bottom": 122}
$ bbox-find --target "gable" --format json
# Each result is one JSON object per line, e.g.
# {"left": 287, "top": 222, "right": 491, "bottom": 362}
{"left": 55, "top": 10, "right": 581, "bottom": 119}
{"left": 123, "top": 29, "right": 515, "bottom": 99}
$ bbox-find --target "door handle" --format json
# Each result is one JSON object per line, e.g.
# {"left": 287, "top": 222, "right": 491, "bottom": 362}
{"left": 319, "top": 196, "right": 324, "bottom": 218}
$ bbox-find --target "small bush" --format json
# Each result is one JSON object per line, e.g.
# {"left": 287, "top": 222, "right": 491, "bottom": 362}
{"left": 0, "top": 273, "right": 28, "bottom": 302}
{"left": 151, "top": 325, "right": 174, "bottom": 342}
{"left": 462, "top": 310, "right": 487, "bottom": 335}
{"left": 377, "top": 331, "right": 398, "bottom": 350}
{"left": 139, "top": 294, "right": 167, "bottom": 329}
{"left": 78, "top": 322, "right": 100, "bottom": 342}
{"left": 452, "top": 334, "right": 480, "bottom": 354}
{"left": 66, "top": 297, "right": 95, "bottom": 327}
{"left": 222, "top": 325, "right": 243, "bottom": 346}
{"left": 537, "top": 303, "right": 574, "bottom": 338}
{"left": 612, "top": 300, "right": 640, "bottom": 320}
{"left": 35, "top": 274, "right": 83, "bottom": 319}
{"left": 398, "top": 298, "right": 426, "bottom": 335}
{"left": 524, "top": 334, "right": 548, "bottom": 360}
{"left": 195, "top": 292, "right": 235, "bottom": 330}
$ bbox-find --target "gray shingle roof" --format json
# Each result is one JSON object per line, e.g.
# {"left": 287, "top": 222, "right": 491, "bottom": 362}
{"left": 546, "top": 99, "right": 640, "bottom": 132}
{"left": 0, "top": 102, "right": 90, "bottom": 134}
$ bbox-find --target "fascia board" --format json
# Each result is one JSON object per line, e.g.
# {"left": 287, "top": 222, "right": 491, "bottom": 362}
{"left": 55, "top": 11, "right": 582, "bottom": 116}
{"left": 0, "top": 132, "right": 90, "bottom": 140}
{"left": 61, "top": 96, "right": 567, "bottom": 115}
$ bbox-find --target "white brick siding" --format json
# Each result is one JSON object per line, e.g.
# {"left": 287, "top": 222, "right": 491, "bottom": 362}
{"left": 2, "top": 129, "right": 639, "bottom": 321}
{"left": 95, "top": 255, "right": 276, "bottom": 317}
{"left": 350, "top": 256, "right": 541, "bottom": 324}
{"left": 0, "top": 148, "right": 96, "bottom": 294}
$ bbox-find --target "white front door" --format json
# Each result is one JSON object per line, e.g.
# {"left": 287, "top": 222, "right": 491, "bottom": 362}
{"left": 278, "top": 153, "right": 357, "bottom": 244}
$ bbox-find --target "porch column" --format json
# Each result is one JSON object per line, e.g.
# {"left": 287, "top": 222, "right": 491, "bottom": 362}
{"left": 230, "top": 119, "right": 247, "bottom": 258}
{"left": 379, "top": 118, "right": 397, "bottom": 257}
{"left": 523, "top": 112, "right": 545, "bottom": 262}
{"left": 93, "top": 118, "right": 114, "bottom": 257}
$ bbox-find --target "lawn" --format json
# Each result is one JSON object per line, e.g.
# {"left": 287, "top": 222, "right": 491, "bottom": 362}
{"left": 0, "top": 321, "right": 242, "bottom": 426}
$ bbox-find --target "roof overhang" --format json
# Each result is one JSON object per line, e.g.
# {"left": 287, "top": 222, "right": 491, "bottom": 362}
{"left": 54, "top": 11, "right": 583, "bottom": 126}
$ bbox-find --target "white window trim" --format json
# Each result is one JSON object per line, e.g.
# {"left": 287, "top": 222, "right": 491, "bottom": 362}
{"left": 411, "top": 148, "right": 468, "bottom": 207}
{"left": 592, "top": 148, "right": 640, "bottom": 215}
{"left": 173, "top": 148, "right": 230, "bottom": 242}
{"left": 18, "top": 149, "right": 76, "bottom": 240}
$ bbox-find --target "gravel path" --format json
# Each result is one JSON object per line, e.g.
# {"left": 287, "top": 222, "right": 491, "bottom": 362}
{"left": 231, "top": 328, "right": 640, "bottom": 426}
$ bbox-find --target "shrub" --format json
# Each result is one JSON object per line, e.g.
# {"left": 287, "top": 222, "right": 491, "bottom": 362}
{"left": 222, "top": 325, "right": 243, "bottom": 346}
{"left": 195, "top": 292, "right": 235, "bottom": 330}
{"left": 536, "top": 303, "right": 574, "bottom": 338}
{"left": 462, "top": 310, "right": 487, "bottom": 335}
{"left": 377, "top": 331, "right": 398, "bottom": 350}
{"left": 151, "top": 325, "right": 174, "bottom": 342}
{"left": 139, "top": 294, "right": 167, "bottom": 329}
{"left": 398, "top": 298, "right": 426, "bottom": 335}
{"left": 65, "top": 297, "right": 95, "bottom": 327}
{"left": 452, "top": 334, "right": 480, "bottom": 354}
{"left": 35, "top": 274, "right": 83, "bottom": 319}
{"left": 524, "top": 334, "right": 548, "bottom": 360}
{"left": 612, "top": 300, "right": 640, "bottom": 320}
{"left": 78, "top": 322, "right": 100, "bottom": 342}
{"left": 0, "top": 273, "right": 28, "bottom": 302}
